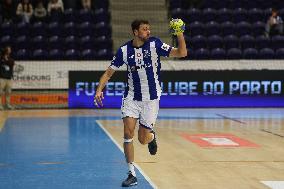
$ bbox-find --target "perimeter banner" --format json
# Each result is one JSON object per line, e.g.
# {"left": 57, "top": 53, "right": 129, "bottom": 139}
{"left": 69, "top": 70, "right": 284, "bottom": 108}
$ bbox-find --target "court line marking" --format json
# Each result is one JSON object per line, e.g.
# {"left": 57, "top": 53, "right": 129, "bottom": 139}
{"left": 197, "top": 161, "right": 284, "bottom": 163}
{"left": 215, "top": 113, "right": 246, "bottom": 124}
{"left": 260, "top": 129, "right": 284, "bottom": 138}
{"left": 96, "top": 120, "right": 158, "bottom": 189}
{"left": 35, "top": 162, "right": 66, "bottom": 165}
{"left": 261, "top": 181, "right": 284, "bottom": 189}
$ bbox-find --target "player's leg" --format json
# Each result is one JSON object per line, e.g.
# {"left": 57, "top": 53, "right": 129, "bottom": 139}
{"left": 121, "top": 98, "right": 140, "bottom": 187}
{"left": 138, "top": 125, "right": 155, "bottom": 145}
{"left": 123, "top": 117, "right": 137, "bottom": 168}
{"left": 122, "top": 117, "right": 138, "bottom": 187}
{"left": 138, "top": 125, "right": 157, "bottom": 156}
{"left": 138, "top": 99, "right": 159, "bottom": 155}
{"left": 5, "top": 79, "right": 13, "bottom": 110}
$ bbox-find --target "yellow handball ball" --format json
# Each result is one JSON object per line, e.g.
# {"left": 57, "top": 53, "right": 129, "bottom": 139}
{"left": 170, "top": 19, "right": 184, "bottom": 30}
{"left": 169, "top": 18, "right": 185, "bottom": 35}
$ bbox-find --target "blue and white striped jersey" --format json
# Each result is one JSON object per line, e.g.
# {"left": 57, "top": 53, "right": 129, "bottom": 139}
{"left": 110, "top": 37, "right": 172, "bottom": 101}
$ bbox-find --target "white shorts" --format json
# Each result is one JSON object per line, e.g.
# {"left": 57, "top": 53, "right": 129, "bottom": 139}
{"left": 121, "top": 97, "right": 159, "bottom": 130}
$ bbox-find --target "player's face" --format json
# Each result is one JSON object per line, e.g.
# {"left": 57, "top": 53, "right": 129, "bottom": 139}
{"left": 136, "top": 24, "right": 150, "bottom": 42}
{"left": 7, "top": 47, "right": 11, "bottom": 55}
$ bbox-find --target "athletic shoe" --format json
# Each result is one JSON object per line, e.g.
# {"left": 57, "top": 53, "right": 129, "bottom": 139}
{"left": 121, "top": 172, "right": 137, "bottom": 187}
{"left": 148, "top": 130, "right": 157, "bottom": 155}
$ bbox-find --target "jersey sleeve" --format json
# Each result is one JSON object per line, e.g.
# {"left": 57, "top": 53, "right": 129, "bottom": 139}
{"left": 109, "top": 48, "right": 124, "bottom": 70}
{"left": 155, "top": 38, "right": 172, "bottom": 57}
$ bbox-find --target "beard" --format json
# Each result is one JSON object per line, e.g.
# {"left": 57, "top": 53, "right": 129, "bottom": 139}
{"left": 139, "top": 34, "right": 150, "bottom": 42}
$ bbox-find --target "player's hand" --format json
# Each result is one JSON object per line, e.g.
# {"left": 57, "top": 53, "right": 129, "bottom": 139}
{"left": 94, "top": 91, "right": 104, "bottom": 107}
{"left": 169, "top": 18, "right": 185, "bottom": 36}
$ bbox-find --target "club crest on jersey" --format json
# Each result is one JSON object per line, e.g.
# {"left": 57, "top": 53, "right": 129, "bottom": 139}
{"left": 136, "top": 52, "right": 142, "bottom": 57}
{"left": 161, "top": 43, "right": 170, "bottom": 51}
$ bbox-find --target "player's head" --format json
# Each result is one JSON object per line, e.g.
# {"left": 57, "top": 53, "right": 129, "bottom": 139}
{"left": 131, "top": 19, "right": 150, "bottom": 42}
{"left": 3, "top": 46, "right": 11, "bottom": 56}
{"left": 272, "top": 8, "right": 278, "bottom": 17}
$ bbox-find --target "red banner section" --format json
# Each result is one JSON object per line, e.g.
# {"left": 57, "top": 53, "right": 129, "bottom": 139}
{"left": 9, "top": 93, "right": 68, "bottom": 105}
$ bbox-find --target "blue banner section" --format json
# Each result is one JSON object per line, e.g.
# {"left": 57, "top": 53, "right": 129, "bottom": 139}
{"left": 68, "top": 70, "right": 284, "bottom": 108}
{"left": 69, "top": 90, "right": 122, "bottom": 108}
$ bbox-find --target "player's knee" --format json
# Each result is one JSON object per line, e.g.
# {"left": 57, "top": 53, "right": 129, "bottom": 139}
{"left": 124, "top": 130, "right": 134, "bottom": 139}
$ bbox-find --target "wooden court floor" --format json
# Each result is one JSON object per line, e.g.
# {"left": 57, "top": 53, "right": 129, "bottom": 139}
{"left": 1, "top": 108, "right": 284, "bottom": 189}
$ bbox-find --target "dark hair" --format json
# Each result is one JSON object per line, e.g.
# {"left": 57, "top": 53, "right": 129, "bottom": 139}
{"left": 272, "top": 8, "right": 278, "bottom": 13}
{"left": 21, "top": 0, "right": 32, "bottom": 12}
{"left": 2, "top": 46, "right": 11, "bottom": 56}
{"left": 131, "top": 19, "right": 149, "bottom": 34}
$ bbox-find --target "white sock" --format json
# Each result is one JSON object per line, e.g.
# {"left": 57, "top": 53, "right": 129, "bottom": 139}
{"left": 128, "top": 162, "right": 136, "bottom": 177}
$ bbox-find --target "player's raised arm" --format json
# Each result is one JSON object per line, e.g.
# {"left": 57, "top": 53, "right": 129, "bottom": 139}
{"left": 169, "top": 18, "right": 187, "bottom": 58}
{"left": 94, "top": 67, "right": 115, "bottom": 107}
